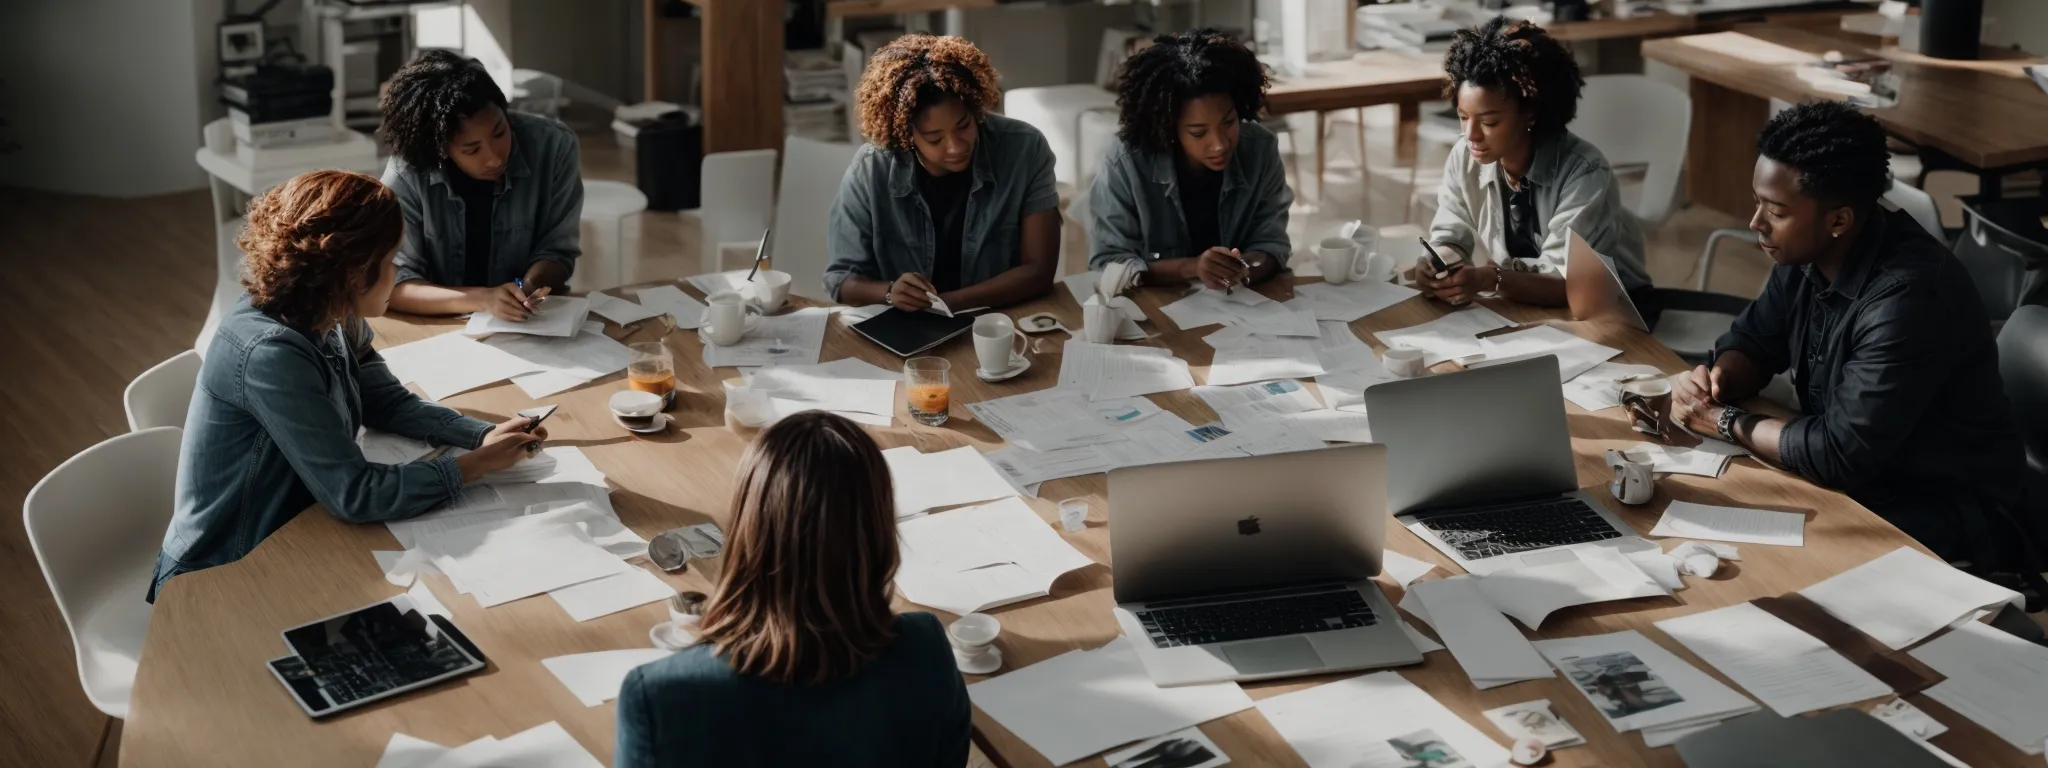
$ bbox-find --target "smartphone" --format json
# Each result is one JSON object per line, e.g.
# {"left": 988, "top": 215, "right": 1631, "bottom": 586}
{"left": 1418, "top": 237, "right": 1466, "bottom": 279}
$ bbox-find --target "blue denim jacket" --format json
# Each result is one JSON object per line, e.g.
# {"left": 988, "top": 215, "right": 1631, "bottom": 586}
{"left": 823, "top": 113, "right": 1060, "bottom": 301}
{"left": 1088, "top": 120, "right": 1294, "bottom": 272}
{"left": 1428, "top": 129, "right": 1650, "bottom": 292}
{"left": 615, "top": 612, "right": 969, "bottom": 767}
{"left": 382, "top": 110, "right": 584, "bottom": 287}
{"left": 152, "top": 298, "right": 491, "bottom": 601}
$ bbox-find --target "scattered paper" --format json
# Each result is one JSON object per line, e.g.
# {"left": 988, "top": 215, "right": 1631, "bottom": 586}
{"left": 631, "top": 285, "right": 708, "bottom": 329}
{"left": 983, "top": 445, "right": 1118, "bottom": 487}
{"left": 1315, "top": 365, "right": 1398, "bottom": 411}
{"left": 1205, "top": 337, "right": 1326, "bottom": 386}
{"left": 1295, "top": 280, "right": 1419, "bottom": 322}
{"left": 747, "top": 364, "right": 897, "bottom": 417}
{"left": 1655, "top": 602, "right": 1893, "bottom": 716}
{"left": 967, "top": 388, "right": 1118, "bottom": 448}
{"left": 1908, "top": 621, "right": 2048, "bottom": 754}
{"left": 1561, "top": 363, "right": 1663, "bottom": 411}
{"left": 1372, "top": 306, "right": 1516, "bottom": 366}
{"left": 412, "top": 515, "right": 634, "bottom": 607}
{"left": 548, "top": 567, "right": 675, "bottom": 622}
{"left": 423, "top": 720, "right": 602, "bottom": 768}
{"left": 1532, "top": 629, "right": 1759, "bottom": 734}
{"left": 1481, "top": 699, "right": 1586, "bottom": 749}
{"left": 1800, "top": 546, "right": 2024, "bottom": 650}
{"left": 406, "top": 580, "right": 452, "bottom": 619}
{"left": 377, "top": 733, "right": 451, "bottom": 768}
{"left": 1400, "top": 620, "right": 1445, "bottom": 654}
{"left": 882, "top": 446, "right": 1018, "bottom": 518}
{"left": 490, "top": 321, "right": 631, "bottom": 398}
{"left": 1102, "top": 727, "right": 1230, "bottom": 768}
{"left": 1649, "top": 502, "right": 1805, "bottom": 546}
{"left": 1870, "top": 698, "right": 1948, "bottom": 741}
{"left": 379, "top": 332, "right": 547, "bottom": 401}
{"left": 1255, "top": 671, "right": 1510, "bottom": 768}
{"left": 1467, "top": 325, "right": 1622, "bottom": 382}
{"left": 585, "top": 291, "right": 663, "bottom": 325}
{"left": 541, "top": 648, "right": 675, "bottom": 707}
{"left": 1473, "top": 546, "right": 1670, "bottom": 629}
{"left": 1624, "top": 442, "right": 1736, "bottom": 478}
{"left": 1309, "top": 321, "right": 1384, "bottom": 374}
{"left": 967, "top": 637, "right": 1255, "bottom": 767}
{"left": 683, "top": 269, "right": 755, "bottom": 296}
{"left": 1411, "top": 575, "right": 1554, "bottom": 688}
{"left": 895, "top": 498, "right": 1094, "bottom": 614}
{"left": 463, "top": 295, "right": 591, "bottom": 339}
{"left": 1381, "top": 550, "right": 1436, "bottom": 588}
{"left": 702, "top": 307, "right": 830, "bottom": 368}
{"left": 1194, "top": 379, "right": 1323, "bottom": 415}
{"left": 1059, "top": 340, "right": 1196, "bottom": 401}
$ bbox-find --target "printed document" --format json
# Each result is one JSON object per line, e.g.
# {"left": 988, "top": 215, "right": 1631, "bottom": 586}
{"left": 882, "top": 445, "right": 1018, "bottom": 518}
{"left": 1472, "top": 547, "right": 1670, "bottom": 629}
{"left": 1373, "top": 306, "right": 1516, "bottom": 366}
{"left": 895, "top": 497, "right": 1094, "bottom": 614}
{"left": 1255, "top": 671, "right": 1510, "bottom": 768}
{"left": 1531, "top": 629, "right": 1759, "bottom": 734}
{"left": 1561, "top": 363, "right": 1662, "bottom": 411}
{"left": 1058, "top": 340, "right": 1195, "bottom": 401}
{"left": 1649, "top": 501, "right": 1805, "bottom": 546}
{"left": 1908, "top": 621, "right": 2048, "bottom": 754}
{"left": 585, "top": 291, "right": 662, "bottom": 325}
{"left": 630, "top": 285, "right": 707, "bottom": 329}
{"left": 1799, "top": 546, "right": 2024, "bottom": 650}
{"left": 702, "top": 307, "right": 829, "bottom": 368}
{"left": 1654, "top": 602, "right": 1891, "bottom": 716}
{"left": 1467, "top": 325, "right": 1621, "bottom": 382}
{"left": 379, "top": 332, "right": 547, "bottom": 401}
{"left": 1294, "top": 279, "right": 1419, "bottom": 322}
{"left": 1411, "top": 575, "right": 1554, "bottom": 688}
{"left": 463, "top": 295, "right": 590, "bottom": 339}
{"left": 967, "top": 637, "right": 1254, "bottom": 767}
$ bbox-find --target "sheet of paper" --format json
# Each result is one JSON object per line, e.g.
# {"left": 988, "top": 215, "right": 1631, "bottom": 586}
{"left": 406, "top": 580, "right": 452, "bottom": 619}
{"left": 631, "top": 285, "right": 708, "bottom": 329}
{"left": 683, "top": 269, "right": 755, "bottom": 296}
{"left": 1231, "top": 298, "right": 1320, "bottom": 338}
{"left": 1481, "top": 699, "right": 1586, "bottom": 749}
{"left": 1372, "top": 306, "right": 1515, "bottom": 366}
{"left": 882, "top": 445, "right": 1019, "bottom": 517}
{"left": 423, "top": 720, "right": 603, "bottom": 768}
{"left": 1092, "top": 416, "right": 1206, "bottom": 471}
{"left": 548, "top": 566, "right": 675, "bottom": 622}
{"left": 1800, "top": 546, "right": 2024, "bottom": 651}
{"left": 1060, "top": 270, "right": 1098, "bottom": 305}
{"left": 1309, "top": 321, "right": 1383, "bottom": 373}
{"left": 1649, "top": 501, "right": 1805, "bottom": 546}
{"left": 1531, "top": 629, "right": 1759, "bottom": 734}
{"left": 1315, "top": 365, "right": 1398, "bottom": 411}
{"left": 1381, "top": 550, "right": 1437, "bottom": 588}
{"left": 1058, "top": 340, "right": 1196, "bottom": 401}
{"left": 967, "top": 637, "right": 1255, "bottom": 767}
{"left": 1160, "top": 290, "right": 1247, "bottom": 331}
{"left": 895, "top": 497, "right": 1094, "bottom": 614}
{"left": 1472, "top": 547, "right": 1669, "bottom": 629}
{"left": 983, "top": 445, "right": 1116, "bottom": 488}
{"left": 702, "top": 307, "right": 830, "bottom": 368}
{"left": 1561, "top": 363, "right": 1663, "bottom": 411}
{"left": 1401, "top": 620, "right": 1445, "bottom": 654}
{"left": 1194, "top": 379, "right": 1323, "bottom": 415}
{"left": 1654, "top": 602, "right": 1892, "bottom": 717}
{"left": 965, "top": 388, "right": 1105, "bottom": 445}
{"left": 1908, "top": 621, "right": 2048, "bottom": 754}
{"left": 1871, "top": 697, "right": 1948, "bottom": 741}
{"left": 474, "top": 446, "right": 607, "bottom": 487}
{"left": 1468, "top": 325, "right": 1623, "bottom": 382}
{"left": 1205, "top": 337, "right": 1325, "bottom": 386}
{"left": 415, "top": 519, "right": 634, "bottom": 607}
{"left": 463, "top": 295, "right": 591, "bottom": 339}
{"left": 360, "top": 430, "right": 436, "bottom": 465}
{"left": 1280, "top": 408, "right": 1374, "bottom": 443}
{"left": 490, "top": 322, "right": 632, "bottom": 399}
{"left": 1641, "top": 720, "right": 1722, "bottom": 748}
{"left": 1254, "top": 671, "right": 1510, "bottom": 768}
{"left": 379, "top": 332, "right": 548, "bottom": 401}
{"left": 377, "top": 733, "right": 451, "bottom": 768}
{"left": 1294, "top": 279, "right": 1419, "bottom": 322}
{"left": 585, "top": 291, "right": 663, "bottom": 326}
{"left": 540, "top": 648, "right": 675, "bottom": 707}
{"left": 1411, "top": 575, "right": 1555, "bottom": 688}
{"left": 1623, "top": 442, "right": 1733, "bottom": 478}
{"left": 746, "top": 365, "right": 897, "bottom": 416}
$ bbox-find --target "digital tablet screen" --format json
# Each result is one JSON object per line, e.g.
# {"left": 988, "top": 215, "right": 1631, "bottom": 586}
{"left": 270, "top": 596, "right": 484, "bottom": 717}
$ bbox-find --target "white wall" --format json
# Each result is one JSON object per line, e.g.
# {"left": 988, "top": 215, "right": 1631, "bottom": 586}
{"left": 1985, "top": 0, "right": 2048, "bottom": 55}
{"left": 0, "top": 0, "right": 208, "bottom": 197}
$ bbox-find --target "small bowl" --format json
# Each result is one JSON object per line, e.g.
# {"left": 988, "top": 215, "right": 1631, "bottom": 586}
{"left": 948, "top": 613, "right": 1001, "bottom": 648}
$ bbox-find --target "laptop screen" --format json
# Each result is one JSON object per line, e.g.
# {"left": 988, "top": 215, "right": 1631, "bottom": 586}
{"left": 1365, "top": 357, "right": 1581, "bottom": 516}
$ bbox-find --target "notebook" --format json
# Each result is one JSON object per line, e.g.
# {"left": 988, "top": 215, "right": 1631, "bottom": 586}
{"left": 850, "top": 308, "right": 977, "bottom": 357}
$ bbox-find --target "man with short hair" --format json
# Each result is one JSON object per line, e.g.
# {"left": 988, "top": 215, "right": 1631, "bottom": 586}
{"left": 1670, "top": 101, "right": 2037, "bottom": 572}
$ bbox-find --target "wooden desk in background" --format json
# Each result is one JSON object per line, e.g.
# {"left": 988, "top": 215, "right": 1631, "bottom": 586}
{"left": 122, "top": 275, "right": 2037, "bottom": 767}
{"left": 1646, "top": 25, "right": 2048, "bottom": 218}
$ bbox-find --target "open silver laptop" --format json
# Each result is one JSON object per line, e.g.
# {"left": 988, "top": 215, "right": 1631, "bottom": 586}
{"left": 1564, "top": 228, "right": 1649, "bottom": 332}
{"left": 1108, "top": 445, "right": 1423, "bottom": 687}
{"left": 1366, "top": 356, "right": 1657, "bottom": 575}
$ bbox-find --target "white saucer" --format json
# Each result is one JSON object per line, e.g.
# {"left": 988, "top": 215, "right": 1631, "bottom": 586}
{"left": 614, "top": 413, "right": 670, "bottom": 433}
{"left": 696, "top": 315, "right": 762, "bottom": 345}
{"left": 954, "top": 646, "right": 1002, "bottom": 675}
{"left": 975, "top": 356, "right": 1032, "bottom": 382}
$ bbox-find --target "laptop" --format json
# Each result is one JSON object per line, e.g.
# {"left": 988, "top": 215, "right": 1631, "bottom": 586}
{"left": 1563, "top": 229, "right": 1649, "bottom": 332}
{"left": 1108, "top": 444, "right": 1423, "bottom": 687}
{"left": 1365, "top": 356, "right": 1656, "bottom": 575}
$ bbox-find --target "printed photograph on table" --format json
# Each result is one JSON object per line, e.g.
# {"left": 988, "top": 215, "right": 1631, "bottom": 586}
{"left": 1386, "top": 728, "right": 1474, "bottom": 768}
{"left": 1103, "top": 727, "right": 1230, "bottom": 768}
{"left": 1563, "top": 651, "right": 1685, "bottom": 719}
{"left": 1481, "top": 699, "right": 1584, "bottom": 748}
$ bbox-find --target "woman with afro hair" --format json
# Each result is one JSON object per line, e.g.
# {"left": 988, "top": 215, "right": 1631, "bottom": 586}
{"left": 1090, "top": 29, "right": 1292, "bottom": 291}
{"left": 1419, "top": 16, "right": 1650, "bottom": 309}
{"left": 825, "top": 35, "right": 1060, "bottom": 311}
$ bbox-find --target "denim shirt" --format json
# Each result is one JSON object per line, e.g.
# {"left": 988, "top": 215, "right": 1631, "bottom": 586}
{"left": 823, "top": 113, "right": 1060, "bottom": 301}
{"left": 153, "top": 298, "right": 492, "bottom": 601}
{"left": 615, "top": 612, "right": 969, "bottom": 768}
{"left": 382, "top": 111, "right": 584, "bottom": 287}
{"left": 1429, "top": 129, "right": 1650, "bottom": 292}
{"left": 1087, "top": 120, "right": 1294, "bottom": 272}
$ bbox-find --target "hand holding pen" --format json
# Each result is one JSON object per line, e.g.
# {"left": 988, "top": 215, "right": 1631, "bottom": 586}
{"left": 1193, "top": 247, "right": 1260, "bottom": 292}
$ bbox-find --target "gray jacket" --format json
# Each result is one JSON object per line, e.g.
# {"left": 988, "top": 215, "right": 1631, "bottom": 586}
{"left": 1087, "top": 120, "right": 1293, "bottom": 273}
{"left": 1428, "top": 129, "right": 1649, "bottom": 291}
{"left": 824, "top": 113, "right": 1060, "bottom": 301}
{"left": 153, "top": 298, "right": 490, "bottom": 601}
{"left": 382, "top": 110, "right": 584, "bottom": 287}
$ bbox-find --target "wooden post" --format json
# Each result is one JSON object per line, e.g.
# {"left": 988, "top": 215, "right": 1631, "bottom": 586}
{"left": 700, "top": 0, "right": 784, "bottom": 153}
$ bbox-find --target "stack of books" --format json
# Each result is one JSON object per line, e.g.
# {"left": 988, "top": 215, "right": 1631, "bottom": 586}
{"left": 216, "top": 62, "right": 374, "bottom": 170}
{"left": 783, "top": 49, "right": 848, "bottom": 142}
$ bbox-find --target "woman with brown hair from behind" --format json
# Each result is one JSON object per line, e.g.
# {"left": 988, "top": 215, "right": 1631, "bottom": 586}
{"left": 615, "top": 411, "right": 970, "bottom": 767}
{"left": 151, "top": 169, "right": 545, "bottom": 602}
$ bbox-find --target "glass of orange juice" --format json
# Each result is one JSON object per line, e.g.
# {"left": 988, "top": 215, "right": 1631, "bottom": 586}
{"left": 627, "top": 342, "right": 677, "bottom": 410}
{"left": 904, "top": 357, "right": 951, "bottom": 426}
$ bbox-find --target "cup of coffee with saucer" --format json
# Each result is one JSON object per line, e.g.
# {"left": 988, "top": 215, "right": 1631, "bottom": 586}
{"left": 611, "top": 390, "right": 670, "bottom": 433}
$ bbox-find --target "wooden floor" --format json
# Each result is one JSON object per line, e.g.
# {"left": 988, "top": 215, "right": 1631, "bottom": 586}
{"left": 0, "top": 116, "right": 1765, "bottom": 766}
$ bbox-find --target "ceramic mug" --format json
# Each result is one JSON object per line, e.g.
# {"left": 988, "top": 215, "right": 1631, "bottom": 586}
{"left": 705, "top": 291, "right": 763, "bottom": 345}
{"left": 972, "top": 314, "right": 1029, "bottom": 375}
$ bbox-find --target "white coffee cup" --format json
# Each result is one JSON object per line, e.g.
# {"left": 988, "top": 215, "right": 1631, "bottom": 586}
{"left": 1361, "top": 251, "right": 1397, "bottom": 283}
{"left": 1384, "top": 346, "right": 1427, "bottom": 378}
{"left": 1081, "top": 303, "right": 1118, "bottom": 344}
{"left": 705, "top": 291, "right": 762, "bottom": 345}
{"left": 746, "top": 270, "right": 791, "bottom": 313}
{"left": 1317, "top": 237, "right": 1374, "bottom": 285}
{"left": 972, "top": 314, "right": 1029, "bottom": 375}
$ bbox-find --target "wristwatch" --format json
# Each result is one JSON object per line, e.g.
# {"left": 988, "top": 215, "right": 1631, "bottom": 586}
{"left": 1715, "top": 405, "right": 1749, "bottom": 443}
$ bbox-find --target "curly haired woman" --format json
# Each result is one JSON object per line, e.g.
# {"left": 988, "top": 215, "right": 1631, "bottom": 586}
{"left": 825, "top": 35, "right": 1060, "bottom": 311}
{"left": 1419, "top": 17, "right": 1650, "bottom": 310}
{"left": 151, "top": 170, "right": 544, "bottom": 602}
{"left": 1089, "top": 29, "right": 1293, "bottom": 291}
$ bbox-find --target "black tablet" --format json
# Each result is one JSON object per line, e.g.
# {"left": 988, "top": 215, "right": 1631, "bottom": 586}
{"left": 849, "top": 308, "right": 976, "bottom": 357}
{"left": 268, "top": 595, "right": 487, "bottom": 718}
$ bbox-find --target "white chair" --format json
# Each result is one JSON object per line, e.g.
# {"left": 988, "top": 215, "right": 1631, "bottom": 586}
{"left": 699, "top": 149, "right": 780, "bottom": 272}
{"left": 772, "top": 137, "right": 861, "bottom": 302}
{"left": 580, "top": 180, "right": 649, "bottom": 286}
{"left": 23, "top": 426, "right": 183, "bottom": 719}
{"left": 124, "top": 350, "right": 201, "bottom": 432}
{"left": 1573, "top": 75, "right": 1691, "bottom": 229}
{"left": 1003, "top": 85, "right": 1120, "bottom": 190}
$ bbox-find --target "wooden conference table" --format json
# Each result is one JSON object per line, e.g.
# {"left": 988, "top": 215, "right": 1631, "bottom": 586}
{"left": 126, "top": 274, "right": 2029, "bottom": 767}
{"left": 1645, "top": 25, "right": 2048, "bottom": 218}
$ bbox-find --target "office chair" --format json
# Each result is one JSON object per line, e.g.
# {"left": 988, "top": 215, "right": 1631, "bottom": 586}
{"left": 124, "top": 350, "right": 201, "bottom": 432}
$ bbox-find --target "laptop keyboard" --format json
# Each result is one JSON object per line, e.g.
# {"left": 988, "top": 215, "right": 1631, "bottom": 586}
{"left": 1420, "top": 498, "right": 1622, "bottom": 560}
{"left": 1134, "top": 589, "right": 1376, "bottom": 648}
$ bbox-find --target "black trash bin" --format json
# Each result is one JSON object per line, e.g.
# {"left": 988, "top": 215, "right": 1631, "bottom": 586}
{"left": 1954, "top": 194, "right": 2048, "bottom": 323}
{"left": 635, "top": 111, "right": 702, "bottom": 211}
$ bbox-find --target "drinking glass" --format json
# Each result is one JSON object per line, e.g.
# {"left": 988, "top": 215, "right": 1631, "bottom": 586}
{"left": 627, "top": 342, "right": 677, "bottom": 410}
{"left": 904, "top": 357, "right": 951, "bottom": 427}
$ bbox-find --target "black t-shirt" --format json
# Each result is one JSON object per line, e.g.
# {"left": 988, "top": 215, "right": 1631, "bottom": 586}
{"left": 915, "top": 162, "right": 972, "bottom": 293}
{"left": 447, "top": 166, "right": 496, "bottom": 287}
{"left": 1500, "top": 179, "right": 1541, "bottom": 264}
{"left": 1177, "top": 164, "right": 1224, "bottom": 257}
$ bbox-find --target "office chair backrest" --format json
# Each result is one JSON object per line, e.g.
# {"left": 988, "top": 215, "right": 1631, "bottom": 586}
{"left": 124, "top": 349, "right": 201, "bottom": 432}
{"left": 1883, "top": 178, "right": 1944, "bottom": 245}
{"left": 700, "top": 149, "right": 780, "bottom": 267}
{"left": 1574, "top": 75, "right": 1690, "bottom": 228}
{"left": 1998, "top": 305, "right": 2048, "bottom": 475}
{"left": 773, "top": 137, "right": 861, "bottom": 302}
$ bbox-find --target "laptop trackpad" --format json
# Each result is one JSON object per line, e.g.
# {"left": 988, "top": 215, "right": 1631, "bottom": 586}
{"left": 1222, "top": 636, "right": 1324, "bottom": 675}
